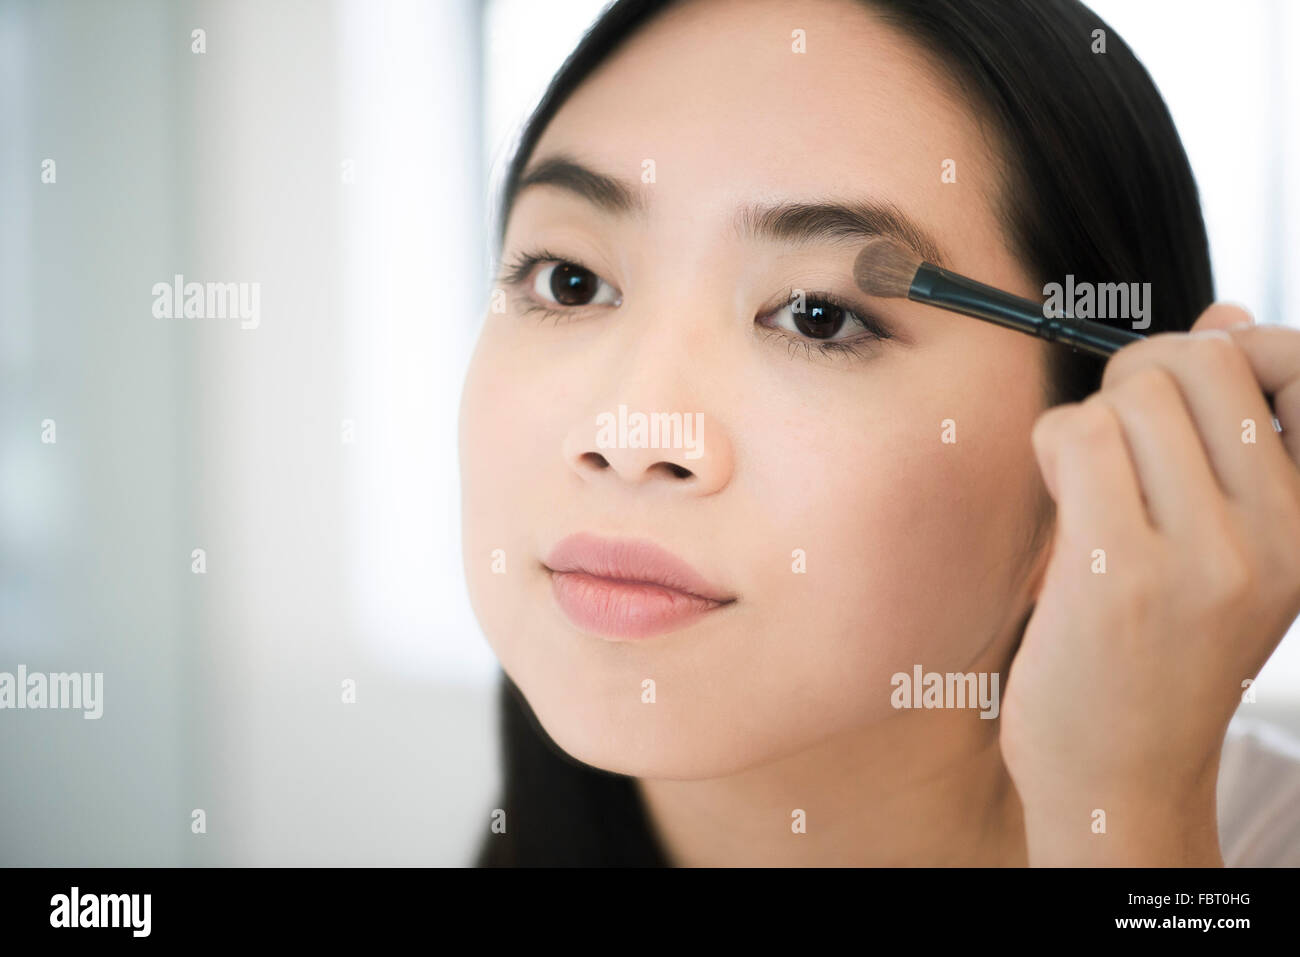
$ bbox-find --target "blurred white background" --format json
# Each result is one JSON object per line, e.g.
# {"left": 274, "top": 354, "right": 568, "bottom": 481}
{"left": 2, "top": 0, "right": 1299, "bottom": 866}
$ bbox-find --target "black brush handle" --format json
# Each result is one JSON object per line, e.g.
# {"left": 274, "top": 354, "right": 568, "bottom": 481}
{"left": 909, "top": 263, "right": 1146, "bottom": 357}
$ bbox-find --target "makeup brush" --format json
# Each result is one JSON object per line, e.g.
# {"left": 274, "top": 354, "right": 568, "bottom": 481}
{"left": 852, "top": 237, "right": 1146, "bottom": 357}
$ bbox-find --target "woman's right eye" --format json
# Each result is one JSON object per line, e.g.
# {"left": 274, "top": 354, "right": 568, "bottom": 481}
{"left": 529, "top": 260, "right": 622, "bottom": 309}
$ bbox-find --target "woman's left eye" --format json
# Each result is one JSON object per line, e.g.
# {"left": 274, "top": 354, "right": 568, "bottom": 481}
{"left": 761, "top": 294, "right": 888, "bottom": 345}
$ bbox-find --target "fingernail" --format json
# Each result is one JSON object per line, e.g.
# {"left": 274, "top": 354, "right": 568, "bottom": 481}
{"left": 1189, "top": 329, "right": 1233, "bottom": 341}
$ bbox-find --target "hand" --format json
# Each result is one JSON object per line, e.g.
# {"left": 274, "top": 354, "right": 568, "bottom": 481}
{"left": 1000, "top": 304, "right": 1300, "bottom": 866}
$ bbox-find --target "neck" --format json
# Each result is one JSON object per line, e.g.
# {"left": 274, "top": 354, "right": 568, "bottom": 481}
{"left": 635, "top": 708, "right": 1027, "bottom": 867}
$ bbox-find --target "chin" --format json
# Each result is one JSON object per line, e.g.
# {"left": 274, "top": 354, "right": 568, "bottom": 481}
{"left": 505, "top": 655, "right": 833, "bottom": 782}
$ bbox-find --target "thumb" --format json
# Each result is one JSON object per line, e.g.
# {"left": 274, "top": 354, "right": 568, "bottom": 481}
{"left": 1030, "top": 406, "right": 1069, "bottom": 503}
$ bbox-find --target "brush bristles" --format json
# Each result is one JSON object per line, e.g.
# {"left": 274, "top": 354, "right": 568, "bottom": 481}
{"left": 852, "top": 237, "right": 922, "bottom": 299}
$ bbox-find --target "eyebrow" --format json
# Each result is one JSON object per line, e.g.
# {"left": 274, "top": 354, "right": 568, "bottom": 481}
{"left": 514, "top": 154, "right": 950, "bottom": 267}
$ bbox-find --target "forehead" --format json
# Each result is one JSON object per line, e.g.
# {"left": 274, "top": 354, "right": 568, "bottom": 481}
{"left": 526, "top": 0, "right": 1008, "bottom": 266}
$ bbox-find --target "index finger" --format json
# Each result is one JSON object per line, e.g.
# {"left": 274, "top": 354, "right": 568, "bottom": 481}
{"left": 1226, "top": 324, "right": 1300, "bottom": 464}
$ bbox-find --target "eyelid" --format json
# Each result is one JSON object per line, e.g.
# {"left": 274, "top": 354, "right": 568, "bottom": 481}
{"left": 766, "top": 287, "right": 894, "bottom": 340}
{"left": 498, "top": 248, "right": 623, "bottom": 310}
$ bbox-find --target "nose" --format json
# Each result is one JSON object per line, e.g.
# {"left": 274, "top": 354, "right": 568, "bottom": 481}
{"left": 563, "top": 405, "right": 734, "bottom": 495}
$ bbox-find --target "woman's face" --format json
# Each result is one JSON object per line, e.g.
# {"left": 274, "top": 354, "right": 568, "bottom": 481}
{"left": 460, "top": 0, "right": 1055, "bottom": 778}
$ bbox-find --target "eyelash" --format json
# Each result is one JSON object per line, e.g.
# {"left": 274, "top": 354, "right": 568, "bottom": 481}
{"left": 497, "top": 247, "right": 586, "bottom": 325}
{"left": 496, "top": 248, "right": 893, "bottom": 360}
{"left": 768, "top": 286, "right": 891, "bottom": 361}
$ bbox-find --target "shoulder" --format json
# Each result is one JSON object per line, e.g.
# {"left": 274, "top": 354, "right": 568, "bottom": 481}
{"left": 1216, "top": 716, "right": 1300, "bottom": 867}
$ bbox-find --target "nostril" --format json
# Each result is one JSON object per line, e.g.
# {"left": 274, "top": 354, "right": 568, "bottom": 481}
{"left": 579, "top": 452, "right": 610, "bottom": 470}
{"left": 657, "top": 462, "right": 693, "bottom": 479}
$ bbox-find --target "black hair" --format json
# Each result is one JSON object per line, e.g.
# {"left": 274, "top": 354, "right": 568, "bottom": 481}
{"left": 477, "top": 675, "right": 670, "bottom": 866}
{"left": 476, "top": 0, "right": 1215, "bottom": 866}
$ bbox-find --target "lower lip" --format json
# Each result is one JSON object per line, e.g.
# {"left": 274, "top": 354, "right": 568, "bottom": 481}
{"left": 549, "top": 571, "right": 726, "bottom": 640}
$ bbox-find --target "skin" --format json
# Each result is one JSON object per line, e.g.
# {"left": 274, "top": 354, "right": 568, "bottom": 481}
{"left": 458, "top": 0, "right": 1300, "bottom": 865}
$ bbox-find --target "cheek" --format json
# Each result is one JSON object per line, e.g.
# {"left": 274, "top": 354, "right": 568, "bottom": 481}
{"left": 746, "top": 376, "right": 1046, "bottom": 690}
{"left": 459, "top": 316, "right": 575, "bottom": 493}
{"left": 458, "top": 317, "right": 621, "bottom": 673}
{"left": 458, "top": 322, "right": 551, "bottom": 649}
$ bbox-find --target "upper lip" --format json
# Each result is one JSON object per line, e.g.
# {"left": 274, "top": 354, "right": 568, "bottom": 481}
{"left": 544, "top": 533, "right": 736, "bottom": 604}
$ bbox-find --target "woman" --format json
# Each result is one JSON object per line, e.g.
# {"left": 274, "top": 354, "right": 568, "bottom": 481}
{"left": 458, "top": 0, "right": 1300, "bottom": 865}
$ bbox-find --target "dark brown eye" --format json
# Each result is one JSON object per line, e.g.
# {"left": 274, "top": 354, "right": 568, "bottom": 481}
{"left": 760, "top": 291, "right": 889, "bottom": 354}
{"left": 531, "top": 260, "right": 622, "bottom": 309}
{"left": 550, "top": 263, "right": 599, "bottom": 305}
{"left": 793, "top": 301, "right": 847, "bottom": 339}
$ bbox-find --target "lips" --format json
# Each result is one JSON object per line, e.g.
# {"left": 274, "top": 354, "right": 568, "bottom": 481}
{"left": 544, "top": 533, "right": 736, "bottom": 639}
